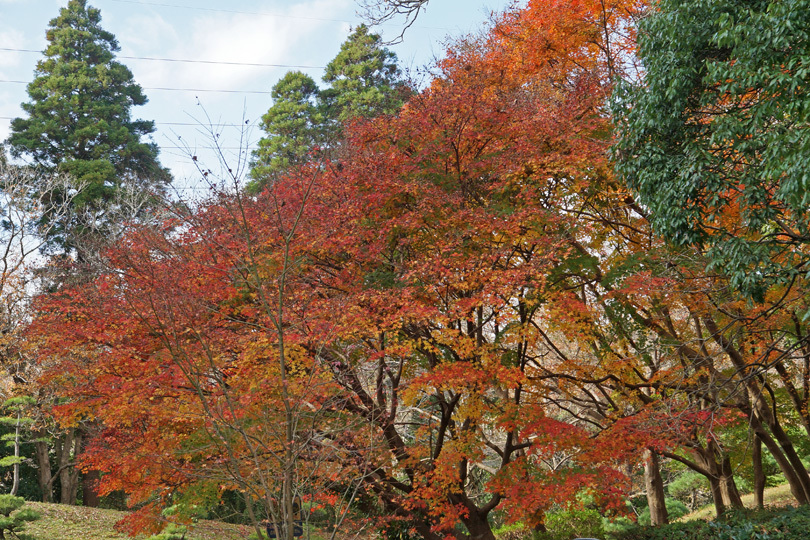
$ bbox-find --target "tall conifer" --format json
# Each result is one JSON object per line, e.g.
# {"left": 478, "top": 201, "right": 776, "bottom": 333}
{"left": 7, "top": 0, "right": 170, "bottom": 252}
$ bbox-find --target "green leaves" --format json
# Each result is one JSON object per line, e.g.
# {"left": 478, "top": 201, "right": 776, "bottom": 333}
{"left": 6, "top": 0, "right": 170, "bottom": 253}
{"left": 250, "top": 25, "right": 406, "bottom": 192}
{"left": 322, "top": 25, "right": 405, "bottom": 124}
{"left": 0, "top": 494, "right": 39, "bottom": 540}
{"left": 249, "top": 71, "right": 324, "bottom": 188}
{"left": 613, "top": 0, "right": 810, "bottom": 298}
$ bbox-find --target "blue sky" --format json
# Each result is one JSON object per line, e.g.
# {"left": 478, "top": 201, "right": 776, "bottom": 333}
{"left": 0, "top": 0, "right": 516, "bottom": 193}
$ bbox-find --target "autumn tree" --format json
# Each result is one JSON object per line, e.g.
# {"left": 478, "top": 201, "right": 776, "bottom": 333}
{"left": 274, "top": 1, "right": 643, "bottom": 537}
{"left": 31, "top": 145, "right": 379, "bottom": 537}
{"left": 7, "top": 0, "right": 170, "bottom": 255}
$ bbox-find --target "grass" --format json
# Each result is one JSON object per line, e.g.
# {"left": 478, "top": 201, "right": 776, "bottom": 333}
{"left": 22, "top": 501, "right": 253, "bottom": 540}
{"left": 679, "top": 484, "right": 797, "bottom": 521}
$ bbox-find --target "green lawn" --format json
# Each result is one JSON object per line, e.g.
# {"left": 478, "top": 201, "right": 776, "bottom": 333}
{"left": 680, "top": 484, "right": 797, "bottom": 521}
{"left": 22, "top": 502, "right": 252, "bottom": 540}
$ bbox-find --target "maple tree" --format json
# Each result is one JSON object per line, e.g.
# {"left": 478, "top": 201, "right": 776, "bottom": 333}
{"left": 33, "top": 0, "right": 810, "bottom": 536}
{"left": 32, "top": 161, "right": 372, "bottom": 537}
{"left": 31, "top": 0, "right": 649, "bottom": 536}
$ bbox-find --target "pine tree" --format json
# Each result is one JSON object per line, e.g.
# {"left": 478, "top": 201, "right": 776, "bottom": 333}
{"left": 249, "top": 71, "right": 323, "bottom": 189}
{"left": 7, "top": 0, "right": 170, "bottom": 253}
{"left": 320, "top": 24, "right": 405, "bottom": 125}
{"left": 250, "top": 25, "right": 406, "bottom": 192}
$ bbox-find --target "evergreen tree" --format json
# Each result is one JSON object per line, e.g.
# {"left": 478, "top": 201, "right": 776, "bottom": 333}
{"left": 7, "top": 0, "right": 170, "bottom": 253}
{"left": 250, "top": 25, "right": 406, "bottom": 192}
{"left": 249, "top": 71, "right": 323, "bottom": 189}
{"left": 320, "top": 24, "right": 405, "bottom": 125}
{"left": 613, "top": 0, "right": 810, "bottom": 299}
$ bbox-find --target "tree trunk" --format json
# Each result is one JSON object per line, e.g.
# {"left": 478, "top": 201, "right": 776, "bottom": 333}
{"left": 703, "top": 317, "right": 810, "bottom": 502}
{"left": 750, "top": 415, "right": 809, "bottom": 504}
{"left": 708, "top": 476, "right": 725, "bottom": 518}
{"left": 414, "top": 521, "right": 448, "bottom": 540}
{"left": 460, "top": 510, "right": 496, "bottom": 540}
{"left": 81, "top": 469, "right": 101, "bottom": 507}
{"left": 56, "top": 428, "right": 83, "bottom": 505}
{"left": 33, "top": 431, "right": 53, "bottom": 503}
{"left": 719, "top": 455, "right": 743, "bottom": 508}
{"left": 643, "top": 448, "right": 668, "bottom": 525}
{"left": 688, "top": 445, "right": 725, "bottom": 518}
{"left": 10, "top": 411, "right": 20, "bottom": 496}
{"left": 757, "top": 409, "right": 810, "bottom": 501}
{"left": 753, "top": 434, "right": 765, "bottom": 509}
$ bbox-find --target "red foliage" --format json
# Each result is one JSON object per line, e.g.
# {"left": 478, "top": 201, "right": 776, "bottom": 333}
{"left": 30, "top": 0, "right": 654, "bottom": 536}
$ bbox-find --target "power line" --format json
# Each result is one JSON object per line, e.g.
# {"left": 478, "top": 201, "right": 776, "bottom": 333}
{"left": 0, "top": 116, "right": 257, "bottom": 127}
{"left": 0, "top": 79, "right": 274, "bottom": 94}
{"left": 103, "top": 0, "right": 452, "bottom": 31}
{"left": 0, "top": 47, "right": 325, "bottom": 69}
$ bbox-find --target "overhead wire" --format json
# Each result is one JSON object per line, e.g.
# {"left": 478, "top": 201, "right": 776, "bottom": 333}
{"left": 0, "top": 79, "right": 274, "bottom": 94}
{"left": 102, "top": 0, "right": 453, "bottom": 31}
{"left": 0, "top": 116, "right": 258, "bottom": 127}
{"left": 0, "top": 47, "right": 325, "bottom": 69}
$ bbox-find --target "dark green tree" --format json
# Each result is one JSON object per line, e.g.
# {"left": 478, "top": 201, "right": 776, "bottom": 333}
{"left": 250, "top": 25, "right": 406, "bottom": 192}
{"left": 320, "top": 24, "right": 405, "bottom": 125}
{"left": 613, "top": 0, "right": 810, "bottom": 300}
{"left": 7, "top": 0, "right": 170, "bottom": 253}
{"left": 249, "top": 71, "right": 323, "bottom": 189}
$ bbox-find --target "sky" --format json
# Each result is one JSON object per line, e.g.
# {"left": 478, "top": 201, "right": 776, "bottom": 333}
{"left": 0, "top": 0, "right": 517, "bottom": 194}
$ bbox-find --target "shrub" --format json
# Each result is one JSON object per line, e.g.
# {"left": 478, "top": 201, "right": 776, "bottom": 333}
{"left": 493, "top": 521, "right": 530, "bottom": 540}
{"left": 144, "top": 522, "right": 188, "bottom": 540}
{"left": 0, "top": 495, "right": 40, "bottom": 540}
{"left": 615, "top": 506, "right": 810, "bottom": 540}
{"left": 537, "top": 507, "right": 605, "bottom": 540}
{"left": 636, "top": 498, "right": 689, "bottom": 525}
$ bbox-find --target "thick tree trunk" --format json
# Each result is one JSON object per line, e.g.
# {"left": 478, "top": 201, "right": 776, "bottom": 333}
{"left": 643, "top": 448, "right": 668, "bottom": 525}
{"left": 753, "top": 434, "right": 765, "bottom": 509}
{"left": 708, "top": 476, "right": 725, "bottom": 518}
{"left": 81, "top": 469, "right": 101, "bottom": 507}
{"left": 33, "top": 431, "right": 53, "bottom": 503}
{"left": 719, "top": 455, "right": 743, "bottom": 508}
{"left": 460, "top": 511, "right": 496, "bottom": 540}
{"left": 56, "top": 428, "right": 83, "bottom": 505}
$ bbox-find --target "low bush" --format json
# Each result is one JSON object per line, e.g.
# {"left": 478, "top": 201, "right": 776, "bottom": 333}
{"left": 636, "top": 498, "right": 689, "bottom": 525}
{"left": 144, "top": 522, "right": 188, "bottom": 540}
{"left": 615, "top": 506, "right": 810, "bottom": 540}
{"left": 0, "top": 494, "right": 40, "bottom": 540}
{"left": 536, "top": 507, "right": 605, "bottom": 540}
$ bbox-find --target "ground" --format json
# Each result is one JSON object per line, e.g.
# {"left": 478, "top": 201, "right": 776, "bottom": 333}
{"left": 23, "top": 502, "right": 252, "bottom": 540}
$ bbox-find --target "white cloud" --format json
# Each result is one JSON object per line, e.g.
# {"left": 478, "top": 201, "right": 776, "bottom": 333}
{"left": 120, "top": 0, "right": 354, "bottom": 99}
{"left": 0, "top": 29, "right": 26, "bottom": 69}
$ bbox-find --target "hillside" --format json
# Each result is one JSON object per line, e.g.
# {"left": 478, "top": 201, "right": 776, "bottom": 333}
{"left": 22, "top": 502, "right": 251, "bottom": 540}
